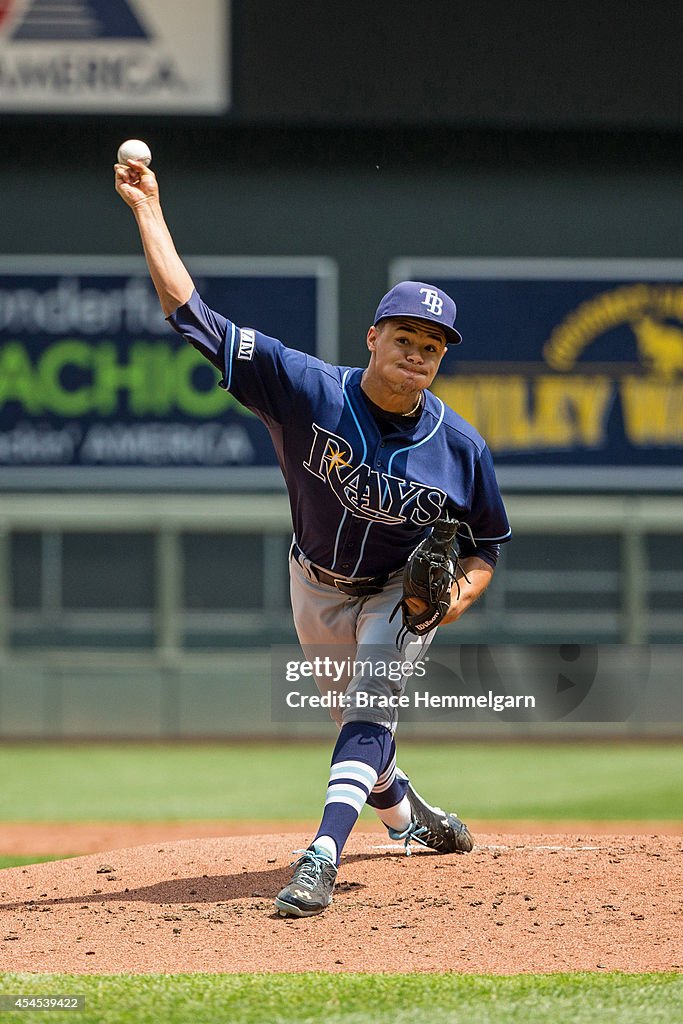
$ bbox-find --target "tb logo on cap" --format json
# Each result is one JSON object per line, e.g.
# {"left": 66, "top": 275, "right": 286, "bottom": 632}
{"left": 419, "top": 288, "right": 443, "bottom": 316}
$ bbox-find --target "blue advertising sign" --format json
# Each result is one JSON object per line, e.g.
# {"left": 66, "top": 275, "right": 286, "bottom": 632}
{"left": 0, "top": 256, "right": 337, "bottom": 488}
{"left": 391, "top": 259, "right": 683, "bottom": 490}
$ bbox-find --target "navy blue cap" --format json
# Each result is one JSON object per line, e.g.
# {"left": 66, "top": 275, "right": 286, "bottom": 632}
{"left": 373, "top": 280, "right": 462, "bottom": 345}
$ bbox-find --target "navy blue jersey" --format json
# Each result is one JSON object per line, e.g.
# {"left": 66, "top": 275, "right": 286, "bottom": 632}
{"left": 169, "top": 290, "right": 511, "bottom": 577}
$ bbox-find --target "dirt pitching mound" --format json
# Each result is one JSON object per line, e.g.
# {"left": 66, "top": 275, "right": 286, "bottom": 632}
{"left": 0, "top": 832, "right": 681, "bottom": 974}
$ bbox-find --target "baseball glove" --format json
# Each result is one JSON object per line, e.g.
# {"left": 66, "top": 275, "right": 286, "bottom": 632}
{"left": 390, "top": 511, "right": 472, "bottom": 641}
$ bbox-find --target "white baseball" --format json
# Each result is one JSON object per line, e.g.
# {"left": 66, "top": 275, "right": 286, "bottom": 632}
{"left": 117, "top": 139, "right": 152, "bottom": 167}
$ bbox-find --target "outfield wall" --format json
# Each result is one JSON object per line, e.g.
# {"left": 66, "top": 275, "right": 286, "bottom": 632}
{"left": 0, "top": 493, "right": 681, "bottom": 739}
{"left": 0, "top": 646, "right": 681, "bottom": 741}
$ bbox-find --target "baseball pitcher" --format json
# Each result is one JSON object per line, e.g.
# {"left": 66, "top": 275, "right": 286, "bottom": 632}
{"left": 115, "top": 157, "right": 511, "bottom": 917}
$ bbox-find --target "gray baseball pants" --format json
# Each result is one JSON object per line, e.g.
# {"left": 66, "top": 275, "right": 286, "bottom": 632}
{"left": 289, "top": 549, "right": 436, "bottom": 733}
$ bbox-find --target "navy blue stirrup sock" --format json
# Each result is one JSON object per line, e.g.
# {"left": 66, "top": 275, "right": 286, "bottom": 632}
{"left": 313, "top": 721, "right": 394, "bottom": 865}
{"left": 365, "top": 736, "right": 410, "bottom": 810}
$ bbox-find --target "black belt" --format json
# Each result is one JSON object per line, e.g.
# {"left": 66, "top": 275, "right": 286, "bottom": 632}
{"left": 292, "top": 543, "right": 389, "bottom": 597}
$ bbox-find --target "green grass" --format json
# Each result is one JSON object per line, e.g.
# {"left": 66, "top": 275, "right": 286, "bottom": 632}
{"left": 0, "top": 742, "right": 681, "bottom": 822}
{"left": 0, "top": 973, "right": 680, "bottom": 1024}
{"left": 0, "top": 855, "right": 65, "bottom": 869}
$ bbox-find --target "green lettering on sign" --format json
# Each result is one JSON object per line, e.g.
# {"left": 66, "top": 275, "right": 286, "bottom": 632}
{"left": 0, "top": 342, "right": 42, "bottom": 413}
{"left": 0, "top": 338, "right": 244, "bottom": 418}
{"left": 39, "top": 340, "right": 92, "bottom": 415}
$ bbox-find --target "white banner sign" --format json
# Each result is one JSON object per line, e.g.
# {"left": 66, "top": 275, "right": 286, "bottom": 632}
{"left": 0, "top": 0, "right": 229, "bottom": 113}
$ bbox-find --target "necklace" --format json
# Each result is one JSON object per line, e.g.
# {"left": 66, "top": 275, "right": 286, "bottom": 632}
{"left": 360, "top": 380, "right": 423, "bottom": 418}
{"left": 401, "top": 395, "right": 423, "bottom": 416}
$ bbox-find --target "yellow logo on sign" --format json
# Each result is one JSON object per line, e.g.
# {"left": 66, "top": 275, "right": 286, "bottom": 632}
{"left": 543, "top": 283, "right": 683, "bottom": 374}
{"left": 631, "top": 316, "right": 683, "bottom": 381}
{"left": 434, "top": 283, "right": 683, "bottom": 452}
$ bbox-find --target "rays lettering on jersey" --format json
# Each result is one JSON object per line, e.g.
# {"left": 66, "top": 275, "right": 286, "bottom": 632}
{"left": 303, "top": 424, "right": 447, "bottom": 526}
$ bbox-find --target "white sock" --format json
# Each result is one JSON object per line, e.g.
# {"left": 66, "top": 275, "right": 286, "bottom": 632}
{"left": 312, "top": 835, "right": 337, "bottom": 863}
{"left": 375, "top": 796, "right": 412, "bottom": 832}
